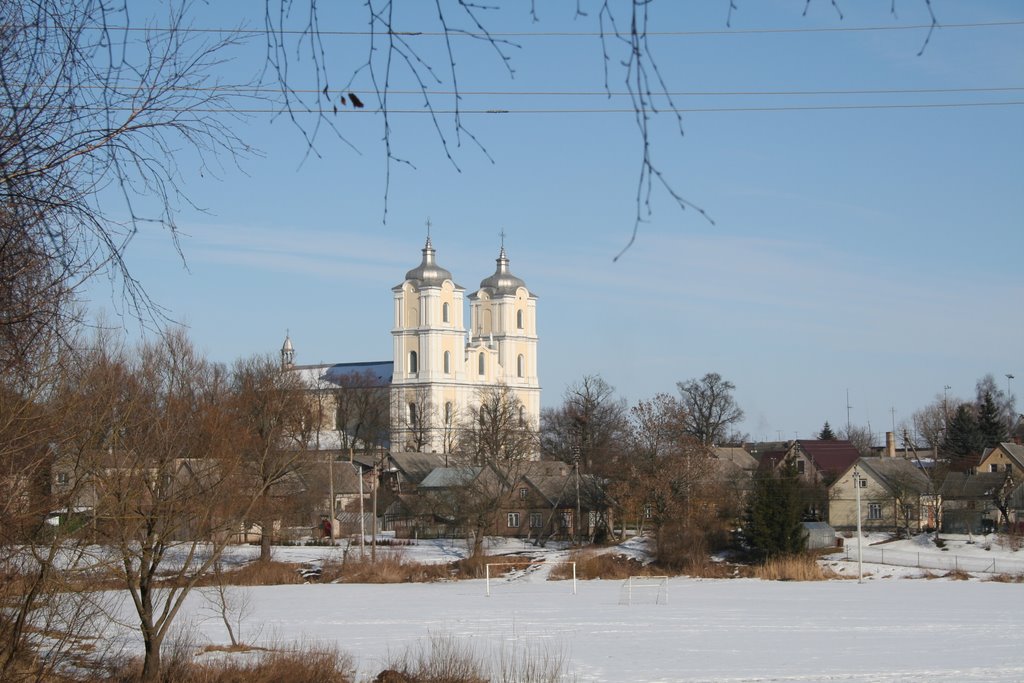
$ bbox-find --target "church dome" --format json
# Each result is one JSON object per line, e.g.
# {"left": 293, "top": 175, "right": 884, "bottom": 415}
{"left": 479, "top": 246, "right": 526, "bottom": 295}
{"left": 404, "top": 237, "right": 453, "bottom": 287}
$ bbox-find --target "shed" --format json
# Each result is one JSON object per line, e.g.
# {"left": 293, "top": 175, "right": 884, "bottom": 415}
{"left": 802, "top": 521, "right": 837, "bottom": 550}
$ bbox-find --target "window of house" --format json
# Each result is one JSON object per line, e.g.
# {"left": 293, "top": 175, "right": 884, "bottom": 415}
{"left": 1007, "top": 464, "right": 1013, "bottom": 473}
{"left": 409, "top": 402, "right": 418, "bottom": 427}
{"left": 519, "top": 487, "right": 528, "bottom": 500}
{"left": 560, "top": 511, "right": 572, "bottom": 529}
{"left": 991, "top": 464, "right": 999, "bottom": 472}
{"left": 56, "top": 471, "right": 69, "bottom": 486}
{"left": 409, "top": 350, "right": 418, "bottom": 374}
{"left": 517, "top": 354, "right": 524, "bottom": 378}
{"left": 478, "top": 352, "right": 484, "bottom": 375}
{"left": 443, "top": 350, "right": 451, "bottom": 374}
{"left": 507, "top": 512, "right": 520, "bottom": 528}
{"left": 443, "top": 302, "right": 450, "bottom": 323}
{"left": 530, "top": 512, "right": 543, "bottom": 529}
{"left": 868, "top": 503, "right": 882, "bottom": 520}
{"left": 796, "top": 460, "right": 805, "bottom": 474}
{"left": 516, "top": 309, "right": 524, "bottom": 329}
{"left": 859, "top": 478, "right": 867, "bottom": 488}
{"left": 643, "top": 504, "right": 653, "bottom": 520}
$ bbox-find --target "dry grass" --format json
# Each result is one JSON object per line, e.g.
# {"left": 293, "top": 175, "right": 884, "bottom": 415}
{"left": 379, "top": 631, "right": 567, "bottom": 683}
{"left": 986, "top": 573, "right": 1024, "bottom": 583}
{"left": 323, "top": 553, "right": 451, "bottom": 584}
{"left": 215, "top": 561, "right": 304, "bottom": 587}
{"left": 548, "top": 551, "right": 652, "bottom": 581}
{"left": 107, "top": 641, "right": 355, "bottom": 683}
{"left": 943, "top": 569, "right": 972, "bottom": 581}
{"left": 451, "top": 554, "right": 533, "bottom": 580}
{"left": 751, "top": 555, "right": 838, "bottom": 581}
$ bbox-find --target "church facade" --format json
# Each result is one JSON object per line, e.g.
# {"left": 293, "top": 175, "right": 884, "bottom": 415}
{"left": 284, "top": 237, "right": 540, "bottom": 455}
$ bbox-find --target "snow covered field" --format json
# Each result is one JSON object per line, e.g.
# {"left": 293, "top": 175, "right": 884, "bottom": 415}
{"left": 98, "top": 536, "right": 1024, "bottom": 682}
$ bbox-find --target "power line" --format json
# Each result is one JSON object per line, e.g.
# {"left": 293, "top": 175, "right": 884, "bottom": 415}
{"left": 88, "top": 19, "right": 1024, "bottom": 38}
{"left": 52, "top": 84, "right": 1024, "bottom": 98}
{"left": 84, "top": 100, "right": 1024, "bottom": 114}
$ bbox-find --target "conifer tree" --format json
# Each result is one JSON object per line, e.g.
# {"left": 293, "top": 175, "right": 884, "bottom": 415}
{"left": 742, "top": 461, "right": 806, "bottom": 561}
{"left": 976, "top": 391, "right": 1007, "bottom": 448}
{"left": 817, "top": 421, "right": 837, "bottom": 440}
{"left": 942, "top": 404, "right": 985, "bottom": 470}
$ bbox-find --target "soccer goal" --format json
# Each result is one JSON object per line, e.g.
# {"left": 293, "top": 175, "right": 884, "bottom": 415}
{"left": 485, "top": 561, "right": 577, "bottom": 597}
{"left": 619, "top": 575, "right": 668, "bottom": 606}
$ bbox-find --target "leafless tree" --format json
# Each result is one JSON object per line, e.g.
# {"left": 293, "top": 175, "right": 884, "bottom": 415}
{"left": 840, "top": 424, "right": 875, "bottom": 457}
{"left": 231, "top": 354, "right": 310, "bottom": 562}
{"left": 332, "top": 369, "right": 391, "bottom": 456}
{"left": 457, "top": 384, "right": 538, "bottom": 467}
{"left": 541, "top": 375, "right": 628, "bottom": 476}
{"left": 911, "top": 396, "right": 948, "bottom": 451}
{"left": 0, "top": 0, "right": 250, "bottom": 325}
{"left": 394, "top": 386, "right": 438, "bottom": 453}
{"left": 621, "top": 393, "right": 725, "bottom": 568}
{"left": 676, "top": 373, "right": 745, "bottom": 448}
{"left": 57, "top": 331, "right": 252, "bottom": 682}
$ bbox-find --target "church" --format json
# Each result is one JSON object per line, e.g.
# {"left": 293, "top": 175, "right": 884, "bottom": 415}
{"left": 282, "top": 236, "right": 540, "bottom": 454}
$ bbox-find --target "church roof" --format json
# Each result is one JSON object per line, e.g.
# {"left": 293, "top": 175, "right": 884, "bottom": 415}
{"left": 403, "top": 237, "right": 457, "bottom": 288}
{"left": 478, "top": 246, "right": 528, "bottom": 296}
{"left": 321, "top": 361, "right": 393, "bottom": 386}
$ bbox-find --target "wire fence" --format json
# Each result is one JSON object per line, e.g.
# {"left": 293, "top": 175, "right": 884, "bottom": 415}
{"left": 838, "top": 545, "right": 1024, "bottom": 575}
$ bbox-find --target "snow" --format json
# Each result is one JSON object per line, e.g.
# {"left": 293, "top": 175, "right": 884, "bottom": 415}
{"left": 94, "top": 534, "right": 1024, "bottom": 682}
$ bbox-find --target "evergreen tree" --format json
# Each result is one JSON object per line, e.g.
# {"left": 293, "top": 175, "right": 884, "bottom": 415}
{"left": 942, "top": 403, "right": 986, "bottom": 470}
{"left": 976, "top": 391, "right": 1007, "bottom": 447}
{"left": 817, "top": 421, "right": 837, "bottom": 440}
{"left": 742, "top": 461, "right": 806, "bottom": 561}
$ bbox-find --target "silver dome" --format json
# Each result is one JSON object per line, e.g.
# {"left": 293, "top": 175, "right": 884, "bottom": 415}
{"left": 404, "top": 237, "right": 453, "bottom": 287}
{"left": 479, "top": 247, "right": 526, "bottom": 295}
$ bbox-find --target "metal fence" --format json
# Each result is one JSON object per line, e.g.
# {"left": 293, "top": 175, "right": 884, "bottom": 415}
{"left": 837, "top": 545, "right": 1024, "bottom": 575}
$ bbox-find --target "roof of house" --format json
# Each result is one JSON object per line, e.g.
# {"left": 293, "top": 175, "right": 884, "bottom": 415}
{"left": 857, "top": 457, "right": 931, "bottom": 495}
{"left": 939, "top": 471, "right": 1012, "bottom": 499}
{"left": 418, "top": 466, "right": 483, "bottom": 489}
{"left": 794, "top": 440, "right": 861, "bottom": 476}
{"left": 387, "top": 452, "right": 450, "bottom": 485}
{"left": 714, "top": 446, "right": 759, "bottom": 471}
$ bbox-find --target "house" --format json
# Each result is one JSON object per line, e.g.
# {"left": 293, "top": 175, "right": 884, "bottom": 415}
{"left": 975, "top": 442, "right": 1024, "bottom": 475}
{"left": 829, "top": 457, "right": 934, "bottom": 534}
{"left": 498, "top": 469, "right": 606, "bottom": 543}
{"left": 761, "top": 440, "right": 861, "bottom": 486}
{"left": 381, "top": 452, "right": 450, "bottom": 492}
{"left": 939, "top": 471, "right": 1022, "bottom": 534}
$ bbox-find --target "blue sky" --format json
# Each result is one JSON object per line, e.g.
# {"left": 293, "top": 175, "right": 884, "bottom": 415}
{"left": 89, "top": 1, "right": 1023, "bottom": 443}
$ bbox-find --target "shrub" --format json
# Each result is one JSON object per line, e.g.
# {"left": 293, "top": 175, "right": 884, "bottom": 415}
{"left": 752, "top": 555, "right": 836, "bottom": 581}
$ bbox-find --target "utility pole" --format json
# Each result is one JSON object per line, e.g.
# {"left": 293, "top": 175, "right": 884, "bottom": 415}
{"left": 853, "top": 465, "right": 863, "bottom": 584}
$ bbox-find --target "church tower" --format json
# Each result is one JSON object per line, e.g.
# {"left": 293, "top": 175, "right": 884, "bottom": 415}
{"left": 391, "top": 235, "right": 540, "bottom": 455}
{"left": 468, "top": 245, "right": 540, "bottom": 431}
{"left": 391, "top": 237, "right": 467, "bottom": 452}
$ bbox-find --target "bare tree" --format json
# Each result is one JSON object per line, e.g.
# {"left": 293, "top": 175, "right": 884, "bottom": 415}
{"left": 911, "top": 396, "right": 947, "bottom": 452}
{"left": 231, "top": 354, "right": 310, "bottom": 562}
{"left": 60, "top": 331, "right": 250, "bottom": 683}
{"left": 622, "top": 393, "right": 724, "bottom": 568}
{"left": 457, "top": 384, "right": 538, "bottom": 467}
{"left": 676, "top": 373, "right": 745, "bottom": 447}
{"left": 332, "top": 369, "right": 390, "bottom": 456}
{"left": 394, "top": 386, "right": 438, "bottom": 453}
{"left": 0, "top": 0, "right": 249, "bottom": 323}
{"left": 541, "top": 375, "right": 628, "bottom": 476}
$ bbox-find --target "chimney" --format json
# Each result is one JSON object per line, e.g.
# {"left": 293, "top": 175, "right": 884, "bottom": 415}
{"left": 885, "top": 431, "right": 896, "bottom": 458}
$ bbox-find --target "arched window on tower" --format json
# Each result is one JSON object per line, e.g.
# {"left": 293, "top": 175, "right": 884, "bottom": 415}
{"left": 517, "top": 354, "right": 524, "bottom": 378}
{"left": 442, "top": 302, "right": 450, "bottom": 323}
{"left": 444, "top": 402, "right": 453, "bottom": 424}
{"left": 409, "top": 350, "right": 418, "bottom": 374}
{"left": 519, "top": 406, "right": 526, "bottom": 427}
{"left": 478, "top": 352, "right": 485, "bottom": 376}
{"left": 443, "top": 351, "right": 451, "bottom": 374}
{"left": 409, "top": 402, "right": 418, "bottom": 427}
{"left": 516, "top": 309, "right": 524, "bottom": 330}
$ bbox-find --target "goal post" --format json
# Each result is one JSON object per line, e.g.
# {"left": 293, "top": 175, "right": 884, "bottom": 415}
{"left": 619, "top": 575, "right": 668, "bottom": 606}
{"left": 485, "top": 561, "right": 577, "bottom": 597}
